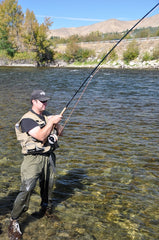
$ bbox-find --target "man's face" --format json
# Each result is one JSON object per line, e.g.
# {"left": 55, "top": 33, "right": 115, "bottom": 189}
{"left": 32, "top": 99, "right": 48, "bottom": 113}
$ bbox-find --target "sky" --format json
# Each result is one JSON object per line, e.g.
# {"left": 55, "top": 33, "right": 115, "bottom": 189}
{"left": 18, "top": 0, "right": 159, "bottom": 30}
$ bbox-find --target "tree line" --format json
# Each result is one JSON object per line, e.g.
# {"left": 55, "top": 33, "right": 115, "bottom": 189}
{"left": 0, "top": 0, "right": 159, "bottom": 66}
{"left": 51, "top": 27, "right": 159, "bottom": 45}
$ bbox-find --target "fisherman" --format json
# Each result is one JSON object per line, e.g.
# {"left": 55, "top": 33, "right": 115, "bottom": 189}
{"left": 8, "top": 89, "right": 63, "bottom": 240}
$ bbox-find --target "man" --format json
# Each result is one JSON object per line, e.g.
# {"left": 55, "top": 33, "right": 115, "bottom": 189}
{"left": 8, "top": 90, "right": 63, "bottom": 240}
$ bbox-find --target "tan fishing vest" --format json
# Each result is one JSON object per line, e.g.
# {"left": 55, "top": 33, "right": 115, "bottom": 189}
{"left": 15, "top": 111, "right": 52, "bottom": 154}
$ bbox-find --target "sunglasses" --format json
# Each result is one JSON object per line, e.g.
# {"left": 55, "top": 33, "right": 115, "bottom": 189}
{"left": 39, "top": 100, "right": 47, "bottom": 103}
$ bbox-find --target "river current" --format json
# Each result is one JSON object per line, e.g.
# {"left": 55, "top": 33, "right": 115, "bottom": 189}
{"left": 0, "top": 67, "right": 159, "bottom": 239}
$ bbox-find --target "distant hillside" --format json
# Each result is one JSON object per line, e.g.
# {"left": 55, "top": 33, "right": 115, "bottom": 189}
{"left": 48, "top": 14, "right": 159, "bottom": 38}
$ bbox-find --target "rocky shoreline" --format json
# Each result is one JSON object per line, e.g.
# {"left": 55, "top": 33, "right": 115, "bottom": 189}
{"left": 56, "top": 59, "right": 159, "bottom": 69}
{"left": 0, "top": 59, "right": 159, "bottom": 69}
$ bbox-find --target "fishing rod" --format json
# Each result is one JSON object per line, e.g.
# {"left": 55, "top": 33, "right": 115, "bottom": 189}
{"left": 60, "top": 3, "right": 159, "bottom": 117}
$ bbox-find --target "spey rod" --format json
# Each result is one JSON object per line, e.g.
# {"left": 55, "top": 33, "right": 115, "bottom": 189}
{"left": 60, "top": 3, "right": 159, "bottom": 116}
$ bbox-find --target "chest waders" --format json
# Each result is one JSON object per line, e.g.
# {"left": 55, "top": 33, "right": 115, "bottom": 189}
{"left": 11, "top": 111, "right": 57, "bottom": 220}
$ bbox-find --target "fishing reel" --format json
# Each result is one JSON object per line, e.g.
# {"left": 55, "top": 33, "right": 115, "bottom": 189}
{"left": 48, "top": 134, "right": 58, "bottom": 145}
{"left": 48, "top": 133, "right": 59, "bottom": 150}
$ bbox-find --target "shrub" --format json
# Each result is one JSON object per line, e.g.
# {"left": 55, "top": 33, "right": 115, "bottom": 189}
{"left": 151, "top": 44, "right": 159, "bottom": 60}
{"left": 123, "top": 40, "right": 139, "bottom": 63}
{"left": 13, "top": 52, "right": 36, "bottom": 60}
{"left": 75, "top": 48, "right": 95, "bottom": 62}
{"left": 142, "top": 52, "right": 152, "bottom": 61}
{"left": 64, "top": 41, "right": 95, "bottom": 63}
{"left": 0, "top": 49, "right": 9, "bottom": 58}
{"left": 100, "top": 49, "right": 118, "bottom": 63}
{"left": 107, "top": 49, "right": 118, "bottom": 62}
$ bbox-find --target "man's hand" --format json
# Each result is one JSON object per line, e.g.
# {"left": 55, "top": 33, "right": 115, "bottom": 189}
{"left": 29, "top": 114, "right": 62, "bottom": 142}
{"left": 47, "top": 115, "right": 62, "bottom": 125}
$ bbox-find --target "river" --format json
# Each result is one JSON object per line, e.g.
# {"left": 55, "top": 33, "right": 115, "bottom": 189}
{"left": 0, "top": 67, "right": 159, "bottom": 240}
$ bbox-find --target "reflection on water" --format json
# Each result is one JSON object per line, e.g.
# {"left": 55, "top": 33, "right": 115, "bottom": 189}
{"left": 0, "top": 67, "right": 159, "bottom": 239}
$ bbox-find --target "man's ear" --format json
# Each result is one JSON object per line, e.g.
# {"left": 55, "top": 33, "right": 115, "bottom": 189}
{"left": 32, "top": 99, "right": 37, "bottom": 105}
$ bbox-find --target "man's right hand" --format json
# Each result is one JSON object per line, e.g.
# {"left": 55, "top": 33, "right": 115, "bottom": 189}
{"left": 48, "top": 114, "right": 62, "bottom": 125}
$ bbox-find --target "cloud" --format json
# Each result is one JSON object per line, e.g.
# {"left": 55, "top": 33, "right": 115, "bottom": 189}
{"left": 36, "top": 15, "right": 105, "bottom": 22}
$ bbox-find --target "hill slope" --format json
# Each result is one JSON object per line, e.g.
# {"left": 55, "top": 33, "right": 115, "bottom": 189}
{"left": 48, "top": 14, "right": 159, "bottom": 38}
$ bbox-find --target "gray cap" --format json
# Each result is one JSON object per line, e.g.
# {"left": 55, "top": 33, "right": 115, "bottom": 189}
{"left": 31, "top": 90, "right": 50, "bottom": 101}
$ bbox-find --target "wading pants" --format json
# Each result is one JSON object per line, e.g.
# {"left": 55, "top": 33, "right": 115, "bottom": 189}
{"left": 11, "top": 153, "right": 56, "bottom": 220}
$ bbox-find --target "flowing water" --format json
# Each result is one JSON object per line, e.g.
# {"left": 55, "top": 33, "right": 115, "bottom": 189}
{"left": 0, "top": 67, "right": 159, "bottom": 240}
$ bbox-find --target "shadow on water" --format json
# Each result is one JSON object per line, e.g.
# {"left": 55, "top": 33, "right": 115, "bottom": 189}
{"left": 0, "top": 191, "right": 19, "bottom": 235}
{"left": 0, "top": 191, "right": 19, "bottom": 216}
{"left": 53, "top": 168, "right": 86, "bottom": 207}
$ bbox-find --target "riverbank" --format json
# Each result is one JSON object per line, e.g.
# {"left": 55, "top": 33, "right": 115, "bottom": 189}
{"left": 0, "top": 59, "right": 159, "bottom": 69}
{"left": 52, "top": 59, "right": 159, "bottom": 69}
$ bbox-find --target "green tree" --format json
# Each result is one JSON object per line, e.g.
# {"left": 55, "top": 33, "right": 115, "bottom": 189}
{"left": 0, "top": 26, "right": 11, "bottom": 52}
{"left": 22, "top": 9, "right": 38, "bottom": 50}
{"left": 0, "top": 0, "right": 24, "bottom": 55}
{"left": 23, "top": 10, "right": 54, "bottom": 65}
{"left": 156, "top": 28, "right": 159, "bottom": 37}
{"left": 134, "top": 28, "right": 150, "bottom": 38}
{"left": 35, "top": 19, "right": 54, "bottom": 65}
{"left": 84, "top": 31, "right": 102, "bottom": 42}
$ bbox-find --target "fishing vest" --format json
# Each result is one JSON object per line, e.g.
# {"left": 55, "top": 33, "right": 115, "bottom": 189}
{"left": 15, "top": 110, "right": 53, "bottom": 155}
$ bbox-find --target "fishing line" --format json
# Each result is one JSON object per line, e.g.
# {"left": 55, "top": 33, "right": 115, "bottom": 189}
{"left": 59, "top": 3, "right": 159, "bottom": 130}
{"left": 61, "top": 66, "right": 101, "bottom": 131}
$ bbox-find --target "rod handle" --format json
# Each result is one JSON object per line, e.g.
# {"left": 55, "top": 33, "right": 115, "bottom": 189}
{"left": 60, "top": 107, "right": 67, "bottom": 116}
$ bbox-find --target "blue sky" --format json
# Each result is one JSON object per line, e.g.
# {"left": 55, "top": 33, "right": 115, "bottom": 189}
{"left": 18, "top": 0, "right": 159, "bottom": 29}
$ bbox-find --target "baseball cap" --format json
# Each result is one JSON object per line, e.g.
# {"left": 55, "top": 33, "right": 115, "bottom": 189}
{"left": 31, "top": 90, "right": 50, "bottom": 101}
